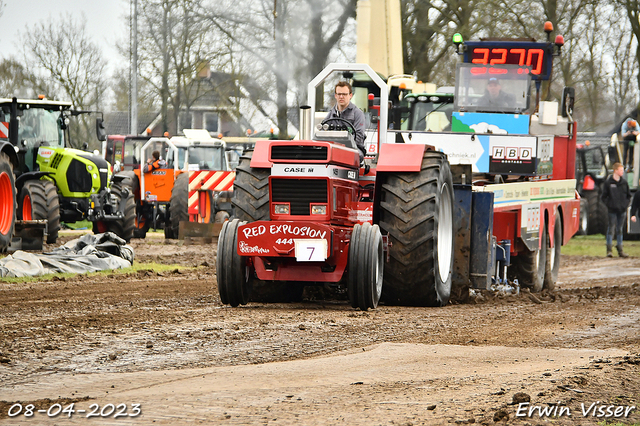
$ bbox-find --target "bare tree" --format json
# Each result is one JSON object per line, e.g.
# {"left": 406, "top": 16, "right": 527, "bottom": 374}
{"left": 202, "top": 0, "right": 356, "bottom": 137}
{"left": 135, "top": 0, "right": 228, "bottom": 134}
{"left": 19, "top": 13, "right": 108, "bottom": 148}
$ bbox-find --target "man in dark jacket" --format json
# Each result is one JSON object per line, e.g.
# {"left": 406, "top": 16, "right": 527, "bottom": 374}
{"left": 601, "top": 163, "right": 631, "bottom": 257}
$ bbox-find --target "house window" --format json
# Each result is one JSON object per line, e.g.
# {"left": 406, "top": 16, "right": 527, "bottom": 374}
{"left": 204, "top": 112, "right": 219, "bottom": 133}
{"left": 178, "top": 111, "right": 194, "bottom": 133}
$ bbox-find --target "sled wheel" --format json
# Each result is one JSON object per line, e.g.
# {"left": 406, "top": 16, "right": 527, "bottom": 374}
{"left": 544, "top": 213, "right": 562, "bottom": 291}
{"left": 511, "top": 220, "right": 547, "bottom": 292}
{"left": 577, "top": 198, "right": 588, "bottom": 235}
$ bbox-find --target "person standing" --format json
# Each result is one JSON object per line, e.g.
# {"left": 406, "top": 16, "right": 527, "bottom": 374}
{"left": 620, "top": 118, "right": 640, "bottom": 170}
{"left": 324, "top": 81, "right": 366, "bottom": 161}
{"left": 601, "top": 163, "right": 631, "bottom": 257}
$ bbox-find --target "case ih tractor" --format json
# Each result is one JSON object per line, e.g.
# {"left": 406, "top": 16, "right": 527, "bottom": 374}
{"left": 0, "top": 97, "right": 134, "bottom": 251}
{"left": 105, "top": 130, "right": 234, "bottom": 238}
{"left": 217, "top": 25, "right": 580, "bottom": 310}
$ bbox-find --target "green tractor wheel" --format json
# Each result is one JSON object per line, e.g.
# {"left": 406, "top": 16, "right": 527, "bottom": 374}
{"left": 19, "top": 180, "right": 61, "bottom": 244}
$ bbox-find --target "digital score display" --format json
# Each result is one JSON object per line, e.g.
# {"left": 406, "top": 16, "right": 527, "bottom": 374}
{"left": 463, "top": 41, "right": 555, "bottom": 80}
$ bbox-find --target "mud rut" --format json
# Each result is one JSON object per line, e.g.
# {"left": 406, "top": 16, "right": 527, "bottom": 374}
{"left": 0, "top": 234, "right": 639, "bottom": 425}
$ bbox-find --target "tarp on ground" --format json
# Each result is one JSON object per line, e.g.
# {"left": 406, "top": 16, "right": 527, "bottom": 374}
{"left": 0, "top": 232, "right": 134, "bottom": 278}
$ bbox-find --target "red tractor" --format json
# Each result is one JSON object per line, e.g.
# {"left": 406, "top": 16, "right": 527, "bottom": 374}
{"left": 217, "top": 64, "right": 454, "bottom": 310}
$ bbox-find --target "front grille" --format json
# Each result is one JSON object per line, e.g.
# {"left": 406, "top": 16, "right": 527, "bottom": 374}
{"left": 271, "top": 178, "right": 327, "bottom": 216}
{"left": 66, "top": 159, "right": 92, "bottom": 193}
{"left": 271, "top": 145, "right": 328, "bottom": 161}
{"left": 51, "top": 153, "right": 63, "bottom": 169}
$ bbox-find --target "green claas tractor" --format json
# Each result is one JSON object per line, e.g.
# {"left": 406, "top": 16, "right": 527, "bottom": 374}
{"left": 0, "top": 97, "right": 134, "bottom": 248}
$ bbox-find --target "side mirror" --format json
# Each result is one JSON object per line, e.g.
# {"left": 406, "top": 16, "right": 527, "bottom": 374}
{"left": 96, "top": 117, "right": 107, "bottom": 141}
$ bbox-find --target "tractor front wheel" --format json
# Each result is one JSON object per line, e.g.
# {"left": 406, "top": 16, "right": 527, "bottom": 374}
{"left": 105, "top": 183, "right": 135, "bottom": 242}
{"left": 167, "top": 172, "right": 189, "bottom": 239}
{"left": 348, "top": 222, "right": 384, "bottom": 310}
{"left": 19, "top": 180, "right": 60, "bottom": 244}
{"left": 217, "top": 219, "right": 252, "bottom": 307}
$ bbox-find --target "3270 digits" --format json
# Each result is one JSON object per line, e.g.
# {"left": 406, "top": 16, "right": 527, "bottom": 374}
{"left": 8, "top": 402, "right": 142, "bottom": 418}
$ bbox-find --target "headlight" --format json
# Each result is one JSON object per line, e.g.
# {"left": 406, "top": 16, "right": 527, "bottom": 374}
{"left": 311, "top": 205, "right": 326, "bottom": 215}
{"left": 274, "top": 204, "right": 290, "bottom": 214}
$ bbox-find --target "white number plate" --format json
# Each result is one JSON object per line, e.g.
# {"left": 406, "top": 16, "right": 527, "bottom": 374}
{"left": 294, "top": 239, "right": 328, "bottom": 262}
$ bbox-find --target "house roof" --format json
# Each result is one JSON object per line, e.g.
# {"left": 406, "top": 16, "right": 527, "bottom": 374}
{"left": 104, "top": 112, "right": 158, "bottom": 136}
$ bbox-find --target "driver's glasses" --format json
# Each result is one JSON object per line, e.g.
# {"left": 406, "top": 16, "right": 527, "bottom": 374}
{"left": 335, "top": 92, "right": 351, "bottom": 97}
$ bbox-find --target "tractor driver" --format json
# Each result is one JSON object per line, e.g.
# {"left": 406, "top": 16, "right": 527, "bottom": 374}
{"left": 325, "top": 81, "right": 366, "bottom": 162}
{"left": 478, "top": 77, "right": 516, "bottom": 109}
{"left": 144, "top": 150, "right": 166, "bottom": 173}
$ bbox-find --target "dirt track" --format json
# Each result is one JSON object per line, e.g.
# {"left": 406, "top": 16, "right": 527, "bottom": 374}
{"left": 0, "top": 234, "right": 639, "bottom": 425}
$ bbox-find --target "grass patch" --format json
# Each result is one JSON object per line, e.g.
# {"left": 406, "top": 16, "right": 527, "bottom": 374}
{"left": 0, "top": 262, "right": 191, "bottom": 284}
{"left": 563, "top": 234, "right": 640, "bottom": 257}
{"left": 62, "top": 220, "right": 93, "bottom": 230}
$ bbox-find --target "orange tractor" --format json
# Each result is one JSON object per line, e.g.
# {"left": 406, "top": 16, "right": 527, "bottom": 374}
{"left": 105, "top": 131, "right": 236, "bottom": 238}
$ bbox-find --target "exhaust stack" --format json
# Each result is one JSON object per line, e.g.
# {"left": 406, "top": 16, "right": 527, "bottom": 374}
{"left": 299, "top": 105, "right": 312, "bottom": 140}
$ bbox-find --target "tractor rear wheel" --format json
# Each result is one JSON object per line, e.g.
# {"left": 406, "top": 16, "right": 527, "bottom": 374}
{"left": 217, "top": 218, "right": 252, "bottom": 307}
{"left": 0, "top": 153, "right": 16, "bottom": 252}
{"left": 585, "top": 189, "right": 607, "bottom": 234}
{"left": 232, "top": 150, "right": 270, "bottom": 222}
{"left": 167, "top": 172, "right": 189, "bottom": 239}
{"left": 510, "top": 221, "right": 547, "bottom": 292}
{"left": 348, "top": 222, "right": 384, "bottom": 310}
{"left": 544, "top": 213, "right": 562, "bottom": 291}
{"left": 19, "top": 180, "right": 60, "bottom": 244}
{"left": 105, "top": 183, "right": 135, "bottom": 242}
{"left": 379, "top": 150, "right": 454, "bottom": 306}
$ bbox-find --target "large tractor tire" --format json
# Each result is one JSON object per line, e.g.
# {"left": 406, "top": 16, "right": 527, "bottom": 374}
{"left": 232, "top": 150, "right": 270, "bottom": 222}
{"left": 18, "top": 180, "right": 61, "bottom": 244}
{"left": 0, "top": 153, "right": 16, "bottom": 252}
{"left": 105, "top": 183, "right": 135, "bottom": 242}
{"left": 167, "top": 172, "right": 189, "bottom": 239}
{"left": 585, "top": 189, "right": 607, "bottom": 234}
{"left": 379, "top": 150, "right": 455, "bottom": 306}
{"left": 510, "top": 221, "right": 547, "bottom": 292}
{"left": 348, "top": 222, "right": 384, "bottom": 310}
{"left": 577, "top": 198, "right": 588, "bottom": 235}
{"left": 217, "top": 219, "right": 252, "bottom": 307}
{"left": 544, "top": 213, "right": 562, "bottom": 291}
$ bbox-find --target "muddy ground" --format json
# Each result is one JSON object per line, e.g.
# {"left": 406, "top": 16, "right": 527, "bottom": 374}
{"left": 0, "top": 233, "right": 639, "bottom": 425}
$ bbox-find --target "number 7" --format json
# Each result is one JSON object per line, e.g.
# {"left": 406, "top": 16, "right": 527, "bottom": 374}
{"left": 308, "top": 247, "right": 315, "bottom": 260}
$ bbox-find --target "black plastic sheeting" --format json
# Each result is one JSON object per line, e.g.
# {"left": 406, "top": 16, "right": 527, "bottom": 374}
{"left": 0, "top": 233, "right": 134, "bottom": 278}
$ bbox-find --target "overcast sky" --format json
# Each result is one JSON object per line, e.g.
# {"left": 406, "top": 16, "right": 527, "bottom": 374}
{"left": 0, "top": 0, "right": 129, "bottom": 67}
